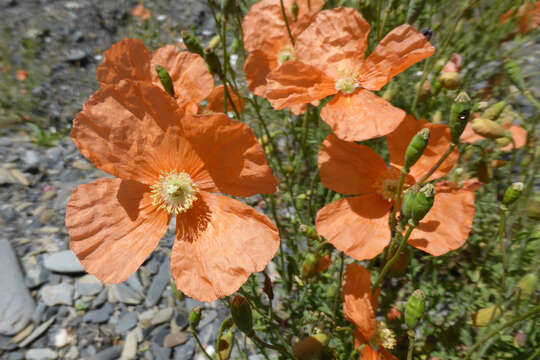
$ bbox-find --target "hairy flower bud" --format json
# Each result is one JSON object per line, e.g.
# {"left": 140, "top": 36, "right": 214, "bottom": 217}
{"left": 482, "top": 101, "right": 506, "bottom": 120}
{"left": 503, "top": 59, "right": 526, "bottom": 92}
{"left": 473, "top": 305, "right": 501, "bottom": 327}
{"left": 301, "top": 253, "right": 318, "bottom": 280}
{"left": 517, "top": 273, "right": 537, "bottom": 301}
{"left": 293, "top": 333, "right": 329, "bottom": 360}
{"left": 230, "top": 295, "right": 253, "bottom": 335}
{"left": 450, "top": 92, "right": 472, "bottom": 143}
{"left": 155, "top": 65, "right": 175, "bottom": 97}
{"left": 182, "top": 30, "right": 204, "bottom": 57}
{"left": 439, "top": 71, "right": 461, "bottom": 90}
{"left": 189, "top": 306, "right": 202, "bottom": 329}
{"left": 405, "top": 289, "right": 426, "bottom": 329}
{"left": 502, "top": 182, "right": 523, "bottom": 206}
{"left": 404, "top": 128, "right": 430, "bottom": 172}
{"left": 204, "top": 47, "right": 224, "bottom": 77}
{"left": 471, "top": 118, "right": 509, "bottom": 139}
{"left": 401, "top": 184, "right": 435, "bottom": 226}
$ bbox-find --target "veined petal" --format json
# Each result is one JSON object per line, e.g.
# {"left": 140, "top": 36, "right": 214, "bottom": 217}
{"left": 501, "top": 125, "right": 527, "bottom": 151}
{"left": 343, "top": 264, "right": 377, "bottom": 341}
{"left": 66, "top": 178, "right": 169, "bottom": 283}
{"left": 320, "top": 90, "right": 405, "bottom": 142}
{"left": 316, "top": 194, "right": 392, "bottom": 261}
{"left": 286, "top": 0, "right": 326, "bottom": 38}
{"left": 318, "top": 134, "right": 387, "bottom": 195}
{"left": 206, "top": 85, "right": 245, "bottom": 114}
{"left": 359, "top": 25, "right": 435, "bottom": 91}
{"left": 96, "top": 38, "right": 152, "bottom": 85}
{"left": 242, "top": 0, "right": 290, "bottom": 55}
{"left": 171, "top": 192, "right": 280, "bottom": 302}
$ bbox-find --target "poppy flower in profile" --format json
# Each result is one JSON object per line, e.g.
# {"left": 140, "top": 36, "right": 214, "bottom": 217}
{"left": 132, "top": 4, "right": 152, "bottom": 20}
{"left": 265, "top": 7, "right": 435, "bottom": 141}
{"left": 343, "top": 263, "right": 397, "bottom": 360}
{"left": 242, "top": 0, "right": 325, "bottom": 114}
{"left": 316, "top": 115, "right": 476, "bottom": 260}
{"left": 460, "top": 121, "right": 527, "bottom": 151}
{"left": 66, "top": 80, "right": 279, "bottom": 302}
{"left": 96, "top": 38, "right": 244, "bottom": 115}
{"left": 500, "top": 2, "right": 540, "bottom": 34}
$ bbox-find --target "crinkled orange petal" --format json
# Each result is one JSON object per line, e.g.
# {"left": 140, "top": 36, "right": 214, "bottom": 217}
{"left": 244, "top": 50, "right": 276, "bottom": 97}
{"left": 295, "top": 7, "right": 370, "bottom": 79}
{"left": 206, "top": 85, "right": 245, "bottom": 114}
{"left": 266, "top": 60, "right": 336, "bottom": 110}
{"left": 359, "top": 25, "right": 435, "bottom": 91}
{"left": 132, "top": 4, "right": 151, "bottom": 20}
{"left": 343, "top": 263, "right": 377, "bottom": 340}
{"left": 387, "top": 115, "right": 459, "bottom": 182}
{"left": 318, "top": 134, "right": 388, "bottom": 195}
{"left": 71, "top": 80, "right": 185, "bottom": 185}
{"left": 408, "top": 185, "right": 475, "bottom": 256}
{"left": 316, "top": 255, "right": 332, "bottom": 275}
{"left": 320, "top": 90, "right": 406, "bottom": 142}
{"left": 182, "top": 113, "right": 277, "bottom": 196}
{"left": 286, "top": 0, "right": 326, "bottom": 38}
{"left": 150, "top": 46, "right": 214, "bottom": 108}
{"left": 66, "top": 178, "right": 169, "bottom": 283}
{"left": 460, "top": 121, "right": 483, "bottom": 144}
{"left": 501, "top": 125, "right": 527, "bottom": 151}
{"left": 171, "top": 192, "right": 280, "bottom": 302}
{"left": 316, "top": 194, "right": 392, "bottom": 261}
{"left": 97, "top": 38, "right": 152, "bottom": 85}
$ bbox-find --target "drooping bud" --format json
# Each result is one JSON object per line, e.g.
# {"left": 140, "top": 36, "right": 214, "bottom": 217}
{"left": 503, "top": 59, "right": 526, "bottom": 92}
{"left": 230, "top": 295, "right": 253, "bottom": 335}
{"left": 293, "top": 333, "right": 329, "bottom": 360}
{"left": 404, "top": 128, "right": 430, "bottom": 172}
{"left": 189, "top": 307, "right": 202, "bottom": 329}
{"left": 404, "top": 289, "right": 426, "bottom": 329}
{"left": 502, "top": 182, "right": 523, "bottom": 206}
{"left": 439, "top": 71, "right": 461, "bottom": 90}
{"left": 170, "top": 279, "right": 185, "bottom": 301}
{"left": 301, "top": 253, "right": 318, "bottom": 280}
{"left": 182, "top": 30, "right": 204, "bottom": 57}
{"left": 291, "top": 1, "right": 299, "bottom": 21}
{"left": 471, "top": 118, "right": 510, "bottom": 139}
{"left": 407, "top": 0, "right": 426, "bottom": 24}
{"left": 482, "top": 101, "right": 506, "bottom": 120}
{"left": 450, "top": 92, "right": 472, "bottom": 143}
{"left": 155, "top": 65, "right": 175, "bottom": 97}
{"left": 517, "top": 273, "right": 537, "bottom": 301}
{"left": 401, "top": 184, "right": 435, "bottom": 226}
{"left": 204, "top": 47, "right": 224, "bottom": 77}
{"left": 473, "top": 305, "right": 501, "bottom": 326}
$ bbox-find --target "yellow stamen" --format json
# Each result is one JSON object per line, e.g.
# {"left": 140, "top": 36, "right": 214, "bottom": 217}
{"left": 370, "top": 321, "right": 396, "bottom": 350}
{"left": 150, "top": 170, "right": 198, "bottom": 214}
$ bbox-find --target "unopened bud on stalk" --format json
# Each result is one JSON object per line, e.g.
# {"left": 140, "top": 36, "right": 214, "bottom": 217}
{"left": 230, "top": 295, "right": 253, "bottom": 335}
{"left": 181, "top": 30, "right": 204, "bottom": 57}
{"left": 293, "top": 333, "right": 329, "bottom": 360}
{"left": 404, "top": 128, "right": 430, "bottom": 172}
{"left": 291, "top": 1, "right": 299, "bottom": 21}
{"left": 502, "top": 182, "right": 523, "bottom": 206}
{"left": 473, "top": 305, "right": 501, "bottom": 326}
{"left": 406, "top": 0, "right": 426, "bottom": 24}
{"left": 471, "top": 118, "right": 509, "bottom": 139}
{"left": 189, "top": 306, "right": 202, "bottom": 329}
{"left": 517, "top": 273, "right": 537, "bottom": 301}
{"left": 482, "top": 101, "right": 506, "bottom": 120}
{"left": 155, "top": 65, "right": 175, "bottom": 97}
{"left": 207, "top": 35, "right": 221, "bottom": 50}
{"left": 439, "top": 71, "right": 461, "bottom": 90}
{"left": 503, "top": 59, "right": 526, "bottom": 92}
{"left": 299, "top": 224, "right": 318, "bottom": 240}
{"left": 217, "top": 329, "right": 234, "bottom": 359}
{"left": 405, "top": 289, "right": 426, "bottom": 329}
{"left": 301, "top": 253, "right": 318, "bottom": 280}
{"left": 450, "top": 92, "right": 472, "bottom": 143}
{"left": 401, "top": 184, "right": 435, "bottom": 226}
{"left": 204, "top": 47, "right": 224, "bottom": 77}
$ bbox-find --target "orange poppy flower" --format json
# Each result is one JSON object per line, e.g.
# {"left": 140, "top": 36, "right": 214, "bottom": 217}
{"left": 96, "top": 38, "right": 243, "bottom": 114}
{"left": 343, "top": 263, "right": 397, "bottom": 360}
{"left": 265, "top": 7, "right": 435, "bottom": 141}
{"left": 16, "top": 69, "right": 28, "bottom": 81}
{"left": 500, "top": 2, "right": 540, "bottom": 34}
{"left": 66, "top": 80, "right": 279, "bottom": 302}
{"left": 460, "top": 121, "right": 527, "bottom": 151}
{"left": 132, "top": 4, "right": 151, "bottom": 20}
{"left": 316, "top": 115, "right": 475, "bottom": 259}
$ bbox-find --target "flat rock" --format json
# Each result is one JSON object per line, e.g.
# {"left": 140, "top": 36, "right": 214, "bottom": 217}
{"left": 151, "top": 307, "right": 174, "bottom": 326}
{"left": 108, "top": 283, "right": 142, "bottom": 305}
{"left": 88, "top": 345, "right": 123, "bottom": 360}
{"left": 83, "top": 303, "right": 113, "bottom": 324}
{"left": 163, "top": 331, "right": 189, "bottom": 348}
{"left": 146, "top": 258, "right": 170, "bottom": 307}
{"left": 18, "top": 316, "right": 56, "bottom": 347}
{"left": 26, "top": 348, "right": 57, "bottom": 360}
{"left": 41, "top": 283, "right": 74, "bottom": 306}
{"left": 25, "top": 264, "right": 50, "bottom": 289}
{"left": 151, "top": 342, "right": 172, "bottom": 360}
{"left": 115, "top": 312, "right": 137, "bottom": 334}
{"left": 0, "top": 240, "right": 35, "bottom": 335}
{"left": 75, "top": 274, "right": 103, "bottom": 296}
{"left": 120, "top": 329, "right": 139, "bottom": 360}
{"left": 44, "top": 250, "right": 85, "bottom": 274}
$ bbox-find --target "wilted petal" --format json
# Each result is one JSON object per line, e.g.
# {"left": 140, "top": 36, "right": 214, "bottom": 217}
{"left": 295, "top": 7, "right": 371, "bottom": 79}
{"left": 316, "top": 194, "right": 391, "bottom": 261}
{"left": 171, "top": 192, "right": 280, "bottom": 302}
{"left": 359, "top": 25, "right": 435, "bottom": 91}
{"left": 266, "top": 60, "right": 336, "bottom": 110}
{"left": 387, "top": 115, "right": 458, "bottom": 182}
{"left": 320, "top": 90, "right": 405, "bottom": 142}
{"left": 343, "top": 264, "right": 377, "bottom": 340}
{"left": 66, "top": 178, "right": 169, "bottom": 283}
{"left": 97, "top": 38, "right": 152, "bottom": 85}
{"left": 206, "top": 85, "right": 245, "bottom": 114}
{"left": 408, "top": 185, "right": 475, "bottom": 256}
{"left": 318, "top": 134, "right": 388, "bottom": 195}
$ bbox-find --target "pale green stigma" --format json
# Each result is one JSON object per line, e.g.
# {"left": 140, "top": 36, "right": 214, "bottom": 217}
{"left": 277, "top": 45, "right": 295, "bottom": 65}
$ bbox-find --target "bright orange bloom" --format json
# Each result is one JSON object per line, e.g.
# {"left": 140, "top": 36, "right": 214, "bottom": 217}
{"left": 15, "top": 69, "right": 28, "bottom": 81}
{"left": 97, "top": 38, "right": 243, "bottom": 115}
{"left": 343, "top": 264, "right": 397, "bottom": 360}
{"left": 242, "top": 0, "right": 325, "bottom": 115}
{"left": 316, "top": 115, "right": 475, "bottom": 259}
{"left": 131, "top": 4, "right": 151, "bottom": 20}
{"left": 66, "top": 80, "right": 279, "bottom": 302}
{"left": 500, "top": 2, "right": 540, "bottom": 34}
{"left": 265, "top": 7, "right": 435, "bottom": 141}
{"left": 460, "top": 121, "right": 527, "bottom": 151}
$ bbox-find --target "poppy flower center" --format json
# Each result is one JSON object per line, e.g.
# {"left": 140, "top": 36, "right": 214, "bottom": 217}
{"left": 374, "top": 167, "right": 405, "bottom": 201}
{"left": 370, "top": 321, "right": 396, "bottom": 350}
{"left": 277, "top": 45, "right": 295, "bottom": 65}
{"left": 150, "top": 170, "right": 198, "bottom": 214}
{"left": 335, "top": 68, "right": 359, "bottom": 94}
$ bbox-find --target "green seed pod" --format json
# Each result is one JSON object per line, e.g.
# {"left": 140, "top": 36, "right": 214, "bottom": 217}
{"left": 181, "top": 30, "right": 204, "bottom": 58}
{"left": 293, "top": 333, "right": 329, "bottom": 360}
{"left": 204, "top": 47, "right": 224, "bottom": 77}
{"left": 155, "top": 65, "right": 175, "bottom": 97}
{"left": 189, "top": 306, "right": 202, "bottom": 329}
{"left": 473, "top": 305, "right": 501, "bottom": 327}
{"left": 401, "top": 184, "right": 436, "bottom": 226}
{"left": 299, "top": 224, "right": 318, "bottom": 240}
{"left": 217, "top": 329, "right": 234, "bottom": 360}
{"left": 517, "top": 273, "right": 537, "bottom": 301}
{"left": 406, "top": 0, "right": 426, "bottom": 24}
{"left": 503, "top": 60, "right": 526, "bottom": 92}
{"left": 482, "top": 101, "right": 506, "bottom": 120}
{"left": 439, "top": 71, "right": 461, "bottom": 90}
{"left": 405, "top": 290, "right": 426, "bottom": 329}
{"left": 471, "top": 118, "right": 509, "bottom": 139}
{"left": 502, "top": 182, "right": 523, "bottom": 206}
{"left": 230, "top": 295, "right": 253, "bottom": 335}
{"left": 301, "top": 253, "right": 318, "bottom": 280}
{"left": 450, "top": 92, "right": 472, "bottom": 143}
{"left": 170, "top": 279, "right": 185, "bottom": 301}
{"left": 404, "top": 128, "right": 430, "bottom": 172}
{"left": 291, "top": 1, "right": 299, "bottom": 21}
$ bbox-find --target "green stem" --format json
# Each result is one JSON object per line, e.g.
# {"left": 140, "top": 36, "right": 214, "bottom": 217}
{"left": 332, "top": 252, "right": 345, "bottom": 323}
{"left": 279, "top": 0, "right": 295, "bottom": 46}
{"left": 190, "top": 328, "right": 214, "bottom": 360}
{"left": 498, "top": 207, "right": 508, "bottom": 298}
{"left": 417, "top": 143, "right": 456, "bottom": 185}
{"left": 251, "top": 333, "right": 296, "bottom": 359}
{"left": 407, "top": 330, "right": 415, "bottom": 360}
{"left": 374, "top": 0, "right": 383, "bottom": 42}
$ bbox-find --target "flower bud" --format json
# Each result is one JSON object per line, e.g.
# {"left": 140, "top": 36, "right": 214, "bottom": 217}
{"left": 155, "top": 65, "right": 175, "bottom": 97}
{"left": 527, "top": 196, "right": 540, "bottom": 220}
{"left": 263, "top": 272, "right": 274, "bottom": 301}
{"left": 291, "top": 1, "right": 299, "bottom": 22}
{"left": 325, "top": 283, "right": 338, "bottom": 300}
{"left": 473, "top": 305, "right": 501, "bottom": 326}
{"left": 471, "top": 117, "right": 509, "bottom": 139}
{"left": 189, "top": 306, "right": 202, "bottom": 329}
{"left": 170, "top": 279, "right": 185, "bottom": 301}
{"left": 181, "top": 30, "right": 204, "bottom": 57}
{"left": 217, "top": 329, "right": 234, "bottom": 360}
{"left": 301, "top": 253, "right": 318, "bottom": 280}
{"left": 405, "top": 289, "right": 426, "bottom": 329}
{"left": 482, "top": 101, "right": 506, "bottom": 120}
{"left": 401, "top": 184, "right": 435, "bottom": 226}
{"left": 204, "top": 47, "right": 224, "bottom": 77}
{"left": 299, "top": 224, "right": 318, "bottom": 240}
{"left": 476, "top": 160, "right": 492, "bottom": 184}
{"left": 230, "top": 295, "right": 253, "bottom": 335}
{"left": 404, "top": 128, "right": 430, "bottom": 172}
{"left": 450, "top": 92, "right": 472, "bottom": 143}
{"left": 439, "top": 71, "right": 461, "bottom": 90}
{"left": 503, "top": 59, "right": 526, "bottom": 92}
{"left": 293, "top": 333, "right": 329, "bottom": 360}
{"left": 517, "top": 273, "right": 537, "bottom": 301}
{"left": 406, "top": 0, "right": 426, "bottom": 24}
{"left": 502, "top": 182, "right": 523, "bottom": 206}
